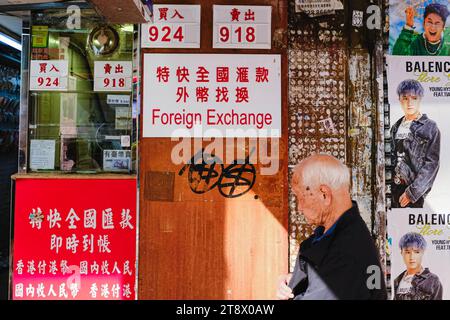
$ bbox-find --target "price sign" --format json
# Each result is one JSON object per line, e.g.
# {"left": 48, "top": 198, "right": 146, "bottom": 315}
{"left": 141, "top": 5, "right": 201, "bottom": 48}
{"left": 30, "top": 60, "right": 69, "bottom": 91}
{"left": 94, "top": 61, "right": 132, "bottom": 92}
{"left": 213, "top": 5, "right": 271, "bottom": 49}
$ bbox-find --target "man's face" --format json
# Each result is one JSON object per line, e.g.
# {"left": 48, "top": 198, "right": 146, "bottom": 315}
{"left": 399, "top": 93, "right": 422, "bottom": 117}
{"left": 424, "top": 13, "right": 445, "bottom": 43}
{"left": 293, "top": 175, "right": 327, "bottom": 226}
{"left": 401, "top": 247, "right": 424, "bottom": 271}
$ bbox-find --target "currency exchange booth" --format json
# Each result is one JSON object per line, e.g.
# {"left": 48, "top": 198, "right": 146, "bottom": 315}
{"left": 9, "top": 8, "right": 139, "bottom": 300}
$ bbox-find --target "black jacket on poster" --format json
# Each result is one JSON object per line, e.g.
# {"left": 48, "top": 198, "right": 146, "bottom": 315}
{"left": 292, "top": 202, "right": 387, "bottom": 300}
{"left": 390, "top": 114, "right": 440, "bottom": 204}
{"left": 393, "top": 268, "right": 443, "bottom": 300}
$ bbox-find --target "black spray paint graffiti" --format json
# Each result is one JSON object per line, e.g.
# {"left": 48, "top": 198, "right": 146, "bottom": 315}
{"left": 178, "top": 149, "right": 256, "bottom": 198}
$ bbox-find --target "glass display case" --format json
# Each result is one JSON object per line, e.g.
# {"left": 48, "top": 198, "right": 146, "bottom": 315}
{"left": 26, "top": 9, "right": 137, "bottom": 173}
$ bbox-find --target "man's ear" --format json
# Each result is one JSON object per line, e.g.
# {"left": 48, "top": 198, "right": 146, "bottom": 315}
{"left": 319, "top": 185, "right": 332, "bottom": 205}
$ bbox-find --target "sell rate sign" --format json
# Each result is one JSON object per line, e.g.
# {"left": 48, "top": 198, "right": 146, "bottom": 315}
{"left": 142, "top": 54, "right": 281, "bottom": 138}
{"left": 213, "top": 5, "right": 272, "bottom": 49}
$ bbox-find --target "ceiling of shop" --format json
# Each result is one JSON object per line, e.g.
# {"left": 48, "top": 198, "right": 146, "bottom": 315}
{"left": 0, "top": 0, "right": 152, "bottom": 24}
{"left": 88, "top": 0, "right": 152, "bottom": 23}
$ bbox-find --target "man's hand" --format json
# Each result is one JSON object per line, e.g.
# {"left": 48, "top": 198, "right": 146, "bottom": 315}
{"left": 405, "top": 6, "right": 415, "bottom": 28}
{"left": 400, "top": 192, "right": 411, "bottom": 207}
{"left": 276, "top": 273, "right": 294, "bottom": 300}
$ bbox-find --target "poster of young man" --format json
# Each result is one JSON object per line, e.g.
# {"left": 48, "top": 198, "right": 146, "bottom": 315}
{"left": 387, "top": 212, "right": 450, "bottom": 300}
{"left": 388, "top": 0, "right": 450, "bottom": 301}
{"left": 390, "top": 1, "right": 450, "bottom": 56}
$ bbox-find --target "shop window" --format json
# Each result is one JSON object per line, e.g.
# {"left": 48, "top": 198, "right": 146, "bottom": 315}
{"left": 28, "top": 9, "right": 137, "bottom": 173}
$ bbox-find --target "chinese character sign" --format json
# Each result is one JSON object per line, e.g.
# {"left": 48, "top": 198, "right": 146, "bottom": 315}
{"left": 12, "top": 178, "right": 137, "bottom": 300}
{"left": 141, "top": 4, "right": 201, "bottom": 48}
{"left": 142, "top": 54, "right": 281, "bottom": 138}
{"left": 30, "top": 60, "right": 69, "bottom": 91}
{"left": 94, "top": 61, "right": 133, "bottom": 92}
{"left": 213, "top": 5, "right": 272, "bottom": 49}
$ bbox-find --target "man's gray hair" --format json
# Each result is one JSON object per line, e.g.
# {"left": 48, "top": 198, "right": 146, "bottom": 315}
{"left": 292, "top": 153, "right": 350, "bottom": 190}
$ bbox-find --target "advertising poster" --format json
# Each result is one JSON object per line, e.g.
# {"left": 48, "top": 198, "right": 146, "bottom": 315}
{"left": 388, "top": 211, "right": 450, "bottom": 299}
{"left": 389, "top": 0, "right": 450, "bottom": 55}
{"left": 142, "top": 54, "right": 281, "bottom": 138}
{"left": 12, "top": 179, "right": 137, "bottom": 300}
{"left": 388, "top": 0, "right": 450, "bottom": 300}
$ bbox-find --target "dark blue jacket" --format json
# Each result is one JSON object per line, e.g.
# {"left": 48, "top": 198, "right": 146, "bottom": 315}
{"left": 394, "top": 268, "right": 443, "bottom": 300}
{"left": 291, "top": 202, "right": 387, "bottom": 300}
{"left": 390, "top": 114, "right": 440, "bottom": 203}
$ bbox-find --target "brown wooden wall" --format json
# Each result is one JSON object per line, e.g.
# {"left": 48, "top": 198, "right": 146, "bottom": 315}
{"left": 138, "top": 0, "right": 288, "bottom": 299}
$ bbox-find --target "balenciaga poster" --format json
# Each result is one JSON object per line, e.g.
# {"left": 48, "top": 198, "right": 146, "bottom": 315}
{"left": 387, "top": 0, "right": 450, "bottom": 301}
{"left": 387, "top": 212, "right": 450, "bottom": 300}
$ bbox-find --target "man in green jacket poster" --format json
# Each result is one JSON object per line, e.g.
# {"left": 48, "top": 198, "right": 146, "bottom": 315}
{"left": 393, "top": 3, "right": 450, "bottom": 56}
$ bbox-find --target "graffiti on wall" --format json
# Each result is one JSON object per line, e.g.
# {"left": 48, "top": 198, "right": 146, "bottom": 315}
{"left": 179, "top": 149, "right": 256, "bottom": 198}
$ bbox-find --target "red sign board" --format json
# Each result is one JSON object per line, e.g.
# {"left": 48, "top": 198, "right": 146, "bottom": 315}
{"left": 12, "top": 178, "right": 137, "bottom": 300}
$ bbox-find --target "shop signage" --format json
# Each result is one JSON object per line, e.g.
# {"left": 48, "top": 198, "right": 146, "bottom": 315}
{"left": 30, "top": 60, "right": 69, "bottom": 91}
{"left": 31, "top": 26, "right": 49, "bottom": 48}
{"left": 141, "top": 4, "right": 201, "bottom": 48}
{"left": 94, "top": 61, "right": 133, "bottom": 92}
{"left": 12, "top": 178, "right": 137, "bottom": 300}
{"left": 212, "top": 5, "right": 271, "bottom": 49}
{"left": 142, "top": 53, "right": 281, "bottom": 137}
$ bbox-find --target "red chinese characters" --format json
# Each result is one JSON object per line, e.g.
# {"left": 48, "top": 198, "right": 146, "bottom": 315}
{"left": 236, "top": 87, "right": 249, "bottom": 103}
{"left": 177, "top": 66, "right": 190, "bottom": 83}
{"left": 230, "top": 8, "right": 241, "bottom": 21}
{"left": 171, "top": 9, "right": 184, "bottom": 19}
{"left": 216, "top": 67, "right": 229, "bottom": 83}
{"left": 158, "top": 7, "right": 169, "bottom": 20}
{"left": 196, "top": 87, "right": 209, "bottom": 102}
{"left": 244, "top": 9, "right": 255, "bottom": 21}
{"left": 12, "top": 179, "right": 137, "bottom": 300}
{"left": 236, "top": 67, "right": 249, "bottom": 83}
{"left": 95, "top": 61, "right": 132, "bottom": 91}
{"left": 154, "top": 65, "right": 270, "bottom": 105}
{"left": 256, "top": 67, "right": 269, "bottom": 83}
{"left": 216, "top": 87, "right": 229, "bottom": 103}
{"left": 157, "top": 66, "right": 170, "bottom": 83}
{"left": 196, "top": 66, "right": 210, "bottom": 83}
{"left": 31, "top": 60, "right": 66, "bottom": 90}
{"left": 158, "top": 7, "right": 185, "bottom": 21}
{"left": 176, "top": 87, "right": 189, "bottom": 103}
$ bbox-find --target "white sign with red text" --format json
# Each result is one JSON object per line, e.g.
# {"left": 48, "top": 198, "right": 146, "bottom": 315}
{"left": 213, "top": 5, "right": 271, "bottom": 49}
{"left": 94, "top": 61, "right": 132, "bottom": 92}
{"left": 30, "top": 60, "right": 69, "bottom": 91}
{"left": 141, "top": 5, "right": 201, "bottom": 48}
{"left": 142, "top": 54, "right": 281, "bottom": 138}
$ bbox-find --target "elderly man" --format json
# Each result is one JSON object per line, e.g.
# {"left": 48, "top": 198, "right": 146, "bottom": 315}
{"left": 277, "top": 154, "right": 387, "bottom": 300}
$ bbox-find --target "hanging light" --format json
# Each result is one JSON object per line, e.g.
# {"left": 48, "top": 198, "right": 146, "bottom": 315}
{"left": 0, "top": 32, "right": 22, "bottom": 51}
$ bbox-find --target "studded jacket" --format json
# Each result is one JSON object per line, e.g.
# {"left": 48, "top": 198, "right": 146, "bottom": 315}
{"left": 394, "top": 268, "right": 443, "bottom": 300}
{"left": 390, "top": 114, "right": 440, "bottom": 204}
